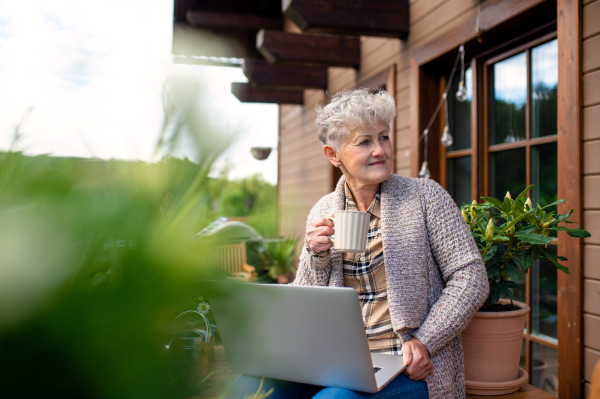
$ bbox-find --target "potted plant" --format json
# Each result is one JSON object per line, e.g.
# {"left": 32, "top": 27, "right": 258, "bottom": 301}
{"left": 257, "top": 237, "right": 302, "bottom": 284}
{"left": 460, "top": 185, "right": 591, "bottom": 395}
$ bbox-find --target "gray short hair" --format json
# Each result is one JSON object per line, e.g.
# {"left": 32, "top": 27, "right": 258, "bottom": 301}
{"left": 315, "top": 88, "right": 396, "bottom": 151}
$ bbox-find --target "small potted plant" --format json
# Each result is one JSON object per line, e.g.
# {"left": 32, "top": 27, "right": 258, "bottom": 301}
{"left": 257, "top": 237, "right": 302, "bottom": 284}
{"left": 460, "top": 185, "right": 590, "bottom": 395}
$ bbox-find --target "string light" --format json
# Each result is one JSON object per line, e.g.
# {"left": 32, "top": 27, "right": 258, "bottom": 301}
{"left": 455, "top": 45, "right": 467, "bottom": 102}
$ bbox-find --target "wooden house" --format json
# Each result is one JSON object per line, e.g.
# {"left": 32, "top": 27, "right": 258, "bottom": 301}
{"left": 173, "top": 1, "right": 600, "bottom": 397}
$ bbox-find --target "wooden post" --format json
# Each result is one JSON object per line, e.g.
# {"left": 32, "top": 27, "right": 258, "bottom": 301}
{"left": 557, "top": 1, "right": 583, "bottom": 398}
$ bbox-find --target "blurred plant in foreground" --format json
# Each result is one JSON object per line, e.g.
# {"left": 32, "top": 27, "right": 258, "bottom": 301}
{"left": 0, "top": 73, "right": 235, "bottom": 398}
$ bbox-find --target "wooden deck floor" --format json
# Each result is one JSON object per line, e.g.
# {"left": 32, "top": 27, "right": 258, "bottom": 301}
{"left": 186, "top": 346, "right": 557, "bottom": 399}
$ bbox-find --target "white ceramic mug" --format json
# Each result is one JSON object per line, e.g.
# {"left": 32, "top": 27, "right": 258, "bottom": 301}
{"left": 326, "top": 210, "right": 370, "bottom": 253}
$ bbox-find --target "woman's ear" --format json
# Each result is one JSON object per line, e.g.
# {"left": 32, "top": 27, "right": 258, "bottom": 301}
{"left": 323, "top": 145, "right": 340, "bottom": 167}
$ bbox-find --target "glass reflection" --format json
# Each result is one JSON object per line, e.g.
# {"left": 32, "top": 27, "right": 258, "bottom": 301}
{"left": 531, "top": 142, "right": 558, "bottom": 212}
{"left": 531, "top": 343, "right": 558, "bottom": 396}
{"left": 531, "top": 40, "right": 558, "bottom": 138}
{"left": 531, "top": 247, "right": 558, "bottom": 339}
{"left": 447, "top": 156, "right": 471, "bottom": 207}
{"left": 490, "top": 53, "right": 527, "bottom": 144}
{"left": 448, "top": 67, "right": 472, "bottom": 151}
{"left": 490, "top": 148, "right": 526, "bottom": 200}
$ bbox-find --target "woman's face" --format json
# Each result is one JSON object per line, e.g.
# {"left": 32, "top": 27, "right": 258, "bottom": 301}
{"left": 336, "top": 122, "right": 393, "bottom": 189}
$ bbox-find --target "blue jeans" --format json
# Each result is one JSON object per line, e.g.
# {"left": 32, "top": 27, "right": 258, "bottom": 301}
{"left": 226, "top": 373, "right": 428, "bottom": 399}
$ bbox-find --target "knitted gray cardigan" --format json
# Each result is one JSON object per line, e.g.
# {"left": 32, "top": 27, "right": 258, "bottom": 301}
{"left": 292, "top": 174, "right": 489, "bottom": 399}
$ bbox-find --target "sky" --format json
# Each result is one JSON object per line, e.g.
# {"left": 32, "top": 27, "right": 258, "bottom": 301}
{"left": 0, "top": 0, "right": 279, "bottom": 184}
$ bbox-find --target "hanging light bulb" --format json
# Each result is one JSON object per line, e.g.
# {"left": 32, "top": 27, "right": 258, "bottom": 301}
{"left": 418, "top": 161, "right": 431, "bottom": 179}
{"left": 440, "top": 125, "right": 453, "bottom": 147}
{"left": 455, "top": 44, "right": 468, "bottom": 102}
{"left": 456, "top": 81, "right": 467, "bottom": 102}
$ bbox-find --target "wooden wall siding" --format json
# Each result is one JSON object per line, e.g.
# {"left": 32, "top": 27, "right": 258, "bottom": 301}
{"left": 583, "top": 0, "right": 600, "bottom": 393}
{"left": 277, "top": 0, "right": 486, "bottom": 239}
{"left": 584, "top": 105, "right": 600, "bottom": 140}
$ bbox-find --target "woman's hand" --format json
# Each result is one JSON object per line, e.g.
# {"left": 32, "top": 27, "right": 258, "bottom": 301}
{"left": 402, "top": 338, "right": 433, "bottom": 380}
{"left": 305, "top": 216, "right": 334, "bottom": 254}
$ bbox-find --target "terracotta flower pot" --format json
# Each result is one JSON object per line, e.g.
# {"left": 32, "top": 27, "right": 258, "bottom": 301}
{"left": 461, "top": 299, "right": 530, "bottom": 395}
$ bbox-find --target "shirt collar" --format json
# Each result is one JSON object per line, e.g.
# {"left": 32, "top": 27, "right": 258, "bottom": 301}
{"left": 344, "top": 182, "right": 381, "bottom": 219}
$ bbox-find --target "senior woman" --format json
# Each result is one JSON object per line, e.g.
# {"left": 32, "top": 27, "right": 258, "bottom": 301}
{"left": 227, "top": 88, "right": 489, "bottom": 399}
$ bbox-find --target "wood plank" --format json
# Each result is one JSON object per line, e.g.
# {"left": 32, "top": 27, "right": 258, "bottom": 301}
{"left": 583, "top": 0, "right": 600, "bottom": 39}
{"left": 583, "top": 70, "right": 600, "bottom": 106}
{"left": 283, "top": 0, "right": 409, "bottom": 38}
{"left": 256, "top": 29, "right": 361, "bottom": 68}
{"left": 584, "top": 140, "right": 600, "bottom": 174}
{"left": 557, "top": 2, "right": 584, "bottom": 397}
{"left": 584, "top": 314, "right": 600, "bottom": 351}
{"left": 412, "top": 0, "right": 546, "bottom": 65}
{"left": 411, "top": 0, "right": 448, "bottom": 24}
{"left": 584, "top": 175, "right": 600, "bottom": 209}
{"left": 186, "top": 10, "right": 283, "bottom": 30}
{"left": 231, "top": 83, "right": 304, "bottom": 105}
{"left": 584, "top": 245, "right": 600, "bottom": 280}
{"left": 584, "top": 211, "right": 600, "bottom": 245}
{"left": 243, "top": 58, "right": 328, "bottom": 89}
{"left": 583, "top": 35, "right": 600, "bottom": 73}
{"left": 584, "top": 279, "right": 600, "bottom": 315}
{"left": 466, "top": 384, "right": 557, "bottom": 398}
{"left": 585, "top": 347, "right": 600, "bottom": 382}
{"left": 584, "top": 105, "right": 600, "bottom": 141}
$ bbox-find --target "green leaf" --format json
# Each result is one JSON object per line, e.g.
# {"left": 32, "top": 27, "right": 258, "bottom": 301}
{"left": 549, "top": 226, "right": 591, "bottom": 237}
{"left": 515, "top": 232, "right": 553, "bottom": 245}
{"left": 489, "top": 286, "right": 502, "bottom": 305}
{"left": 514, "top": 184, "right": 534, "bottom": 204}
{"left": 498, "top": 209, "right": 535, "bottom": 235}
{"left": 496, "top": 282, "right": 514, "bottom": 298}
{"left": 505, "top": 263, "right": 520, "bottom": 285}
{"left": 563, "top": 220, "right": 577, "bottom": 224}
{"left": 556, "top": 208, "right": 574, "bottom": 223}
{"left": 521, "top": 253, "right": 532, "bottom": 271}
{"left": 512, "top": 256, "right": 522, "bottom": 269}
{"left": 501, "top": 196, "right": 512, "bottom": 215}
{"left": 540, "top": 247, "right": 570, "bottom": 274}
{"left": 532, "top": 245, "right": 541, "bottom": 261}
{"left": 519, "top": 225, "right": 536, "bottom": 234}
{"left": 541, "top": 199, "right": 565, "bottom": 210}
{"left": 500, "top": 280, "right": 519, "bottom": 288}
{"left": 482, "top": 246, "right": 497, "bottom": 262}
{"left": 480, "top": 197, "right": 503, "bottom": 208}
{"left": 492, "top": 235, "right": 509, "bottom": 243}
{"left": 487, "top": 268, "right": 501, "bottom": 280}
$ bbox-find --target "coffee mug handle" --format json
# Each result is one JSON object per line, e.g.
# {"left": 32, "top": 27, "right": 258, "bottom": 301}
{"left": 325, "top": 216, "right": 335, "bottom": 243}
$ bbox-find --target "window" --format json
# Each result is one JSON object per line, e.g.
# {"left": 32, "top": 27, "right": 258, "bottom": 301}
{"left": 445, "top": 35, "right": 559, "bottom": 395}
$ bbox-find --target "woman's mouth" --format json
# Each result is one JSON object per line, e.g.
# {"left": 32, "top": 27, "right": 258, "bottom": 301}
{"left": 368, "top": 160, "right": 386, "bottom": 166}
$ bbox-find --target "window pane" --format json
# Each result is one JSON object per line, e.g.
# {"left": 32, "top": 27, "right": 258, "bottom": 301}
{"left": 447, "top": 156, "right": 471, "bottom": 206}
{"left": 531, "top": 40, "right": 558, "bottom": 138}
{"left": 490, "top": 148, "right": 526, "bottom": 200}
{"left": 531, "top": 343, "right": 558, "bottom": 396}
{"left": 531, "top": 247, "right": 558, "bottom": 339}
{"left": 490, "top": 53, "right": 527, "bottom": 144}
{"left": 448, "top": 67, "right": 472, "bottom": 151}
{"left": 531, "top": 142, "right": 558, "bottom": 211}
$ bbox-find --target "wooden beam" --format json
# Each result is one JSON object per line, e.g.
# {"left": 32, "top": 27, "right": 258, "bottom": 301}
{"left": 186, "top": 10, "right": 283, "bottom": 31}
{"left": 557, "top": 1, "right": 584, "bottom": 398}
{"left": 256, "top": 29, "right": 360, "bottom": 68}
{"left": 231, "top": 82, "right": 304, "bottom": 104}
{"left": 242, "top": 58, "right": 327, "bottom": 89}
{"left": 283, "top": 0, "right": 409, "bottom": 39}
{"left": 412, "top": 0, "right": 548, "bottom": 66}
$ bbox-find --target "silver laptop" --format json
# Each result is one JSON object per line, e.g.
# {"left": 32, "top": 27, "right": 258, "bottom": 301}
{"left": 207, "top": 281, "right": 406, "bottom": 393}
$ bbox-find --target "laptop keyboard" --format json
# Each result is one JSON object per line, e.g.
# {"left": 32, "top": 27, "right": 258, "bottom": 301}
{"left": 373, "top": 367, "right": 381, "bottom": 374}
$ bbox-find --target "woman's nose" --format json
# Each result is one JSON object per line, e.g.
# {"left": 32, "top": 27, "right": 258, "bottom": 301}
{"left": 372, "top": 142, "right": 385, "bottom": 157}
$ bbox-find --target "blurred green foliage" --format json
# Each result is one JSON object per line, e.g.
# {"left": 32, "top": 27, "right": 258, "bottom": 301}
{"left": 0, "top": 73, "right": 249, "bottom": 398}
{"left": 207, "top": 173, "right": 276, "bottom": 238}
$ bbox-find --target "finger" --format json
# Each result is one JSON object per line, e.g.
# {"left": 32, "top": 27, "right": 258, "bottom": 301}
{"left": 401, "top": 343, "right": 413, "bottom": 367}
{"left": 313, "top": 217, "right": 333, "bottom": 228}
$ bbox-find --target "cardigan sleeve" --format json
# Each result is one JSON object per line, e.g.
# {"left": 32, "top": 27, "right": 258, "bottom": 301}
{"left": 291, "top": 204, "right": 334, "bottom": 287}
{"left": 411, "top": 179, "right": 489, "bottom": 356}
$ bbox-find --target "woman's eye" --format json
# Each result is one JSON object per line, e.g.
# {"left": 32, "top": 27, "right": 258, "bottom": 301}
{"left": 359, "top": 139, "right": 370, "bottom": 146}
{"left": 380, "top": 135, "right": 390, "bottom": 141}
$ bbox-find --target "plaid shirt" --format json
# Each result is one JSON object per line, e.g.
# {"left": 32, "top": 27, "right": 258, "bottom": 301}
{"left": 342, "top": 183, "right": 403, "bottom": 355}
